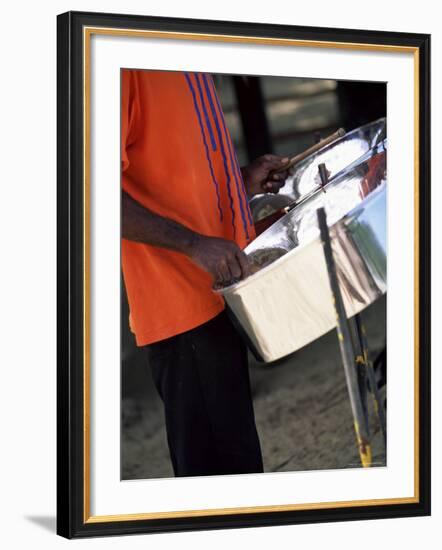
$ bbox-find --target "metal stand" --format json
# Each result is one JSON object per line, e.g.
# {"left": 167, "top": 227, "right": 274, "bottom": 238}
{"left": 353, "top": 314, "right": 387, "bottom": 446}
{"left": 317, "top": 207, "right": 386, "bottom": 467}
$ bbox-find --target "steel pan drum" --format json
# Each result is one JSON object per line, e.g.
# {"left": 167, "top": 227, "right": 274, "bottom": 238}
{"left": 250, "top": 117, "right": 386, "bottom": 221}
{"left": 218, "top": 140, "right": 387, "bottom": 363}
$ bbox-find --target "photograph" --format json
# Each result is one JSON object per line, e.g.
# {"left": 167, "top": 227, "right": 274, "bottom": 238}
{"left": 120, "top": 69, "right": 388, "bottom": 480}
{"left": 56, "top": 10, "right": 430, "bottom": 538}
{"left": 2, "top": 0, "right": 439, "bottom": 547}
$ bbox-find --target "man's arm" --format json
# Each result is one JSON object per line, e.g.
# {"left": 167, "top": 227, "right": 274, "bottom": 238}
{"left": 122, "top": 190, "right": 252, "bottom": 287}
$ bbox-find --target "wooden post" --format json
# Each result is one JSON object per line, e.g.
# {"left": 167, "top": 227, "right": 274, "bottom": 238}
{"left": 232, "top": 75, "right": 272, "bottom": 161}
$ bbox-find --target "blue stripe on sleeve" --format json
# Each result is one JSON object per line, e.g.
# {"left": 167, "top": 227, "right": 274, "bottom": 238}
{"left": 196, "top": 73, "right": 237, "bottom": 238}
{"left": 232, "top": 148, "right": 254, "bottom": 225}
{"left": 206, "top": 75, "right": 253, "bottom": 231}
{"left": 184, "top": 73, "right": 223, "bottom": 222}
{"left": 201, "top": 74, "right": 247, "bottom": 239}
{"left": 194, "top": 74, "right": 217, "bottom": 152}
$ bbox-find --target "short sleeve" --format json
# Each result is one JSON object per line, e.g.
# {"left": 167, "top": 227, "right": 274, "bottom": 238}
{"left": 121, "top": 70, "right": 140, "bottom": 175}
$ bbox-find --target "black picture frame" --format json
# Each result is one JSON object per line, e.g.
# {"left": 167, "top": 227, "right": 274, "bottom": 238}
{"left": 57, "top": 10, "right": 431, "bottom": 539}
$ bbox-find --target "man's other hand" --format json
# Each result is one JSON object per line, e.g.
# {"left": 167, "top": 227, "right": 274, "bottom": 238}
{"left": 187, "top": 235, "right": 252, "bottom": 288}
{"left": 241, "top": 154, "right": 290, "bottom": 198}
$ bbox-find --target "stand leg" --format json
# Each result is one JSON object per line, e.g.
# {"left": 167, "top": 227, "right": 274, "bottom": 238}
{"left": 350, "top": 317, "right": 370, "bottom": 439}
{"left": 354, "top": 314, "right": 387, "bottom": 449}
{"left": 317, "top": 207, "right": 372, "bottom": 467}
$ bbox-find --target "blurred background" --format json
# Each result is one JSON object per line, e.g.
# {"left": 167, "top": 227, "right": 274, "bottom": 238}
{"left": 121, "top": 74, "right": 387, "bottom": 480}
{"left": 213, "top": 75, "right": 386, "bottom": 164}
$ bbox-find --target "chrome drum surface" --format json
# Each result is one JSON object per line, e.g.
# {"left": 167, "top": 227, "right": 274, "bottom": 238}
{"left": 250, "top": 117, "right": 386, "bottom": 221}
{"left": 218, "top": 140, "right": 387, "bottom": 363}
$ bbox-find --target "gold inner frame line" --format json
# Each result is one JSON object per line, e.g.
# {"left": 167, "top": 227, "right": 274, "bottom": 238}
{"left": 82, "top": 26, "right": 420, "bottom": 524}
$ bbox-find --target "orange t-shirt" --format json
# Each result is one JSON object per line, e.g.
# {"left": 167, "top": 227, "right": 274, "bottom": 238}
{"left": 121, "top": 69, "right": 255, "bottom": 346}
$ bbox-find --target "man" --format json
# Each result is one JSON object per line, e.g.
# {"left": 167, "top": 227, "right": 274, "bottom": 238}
{"left": 121, "top": 69, "right": 288, "bottom": 477}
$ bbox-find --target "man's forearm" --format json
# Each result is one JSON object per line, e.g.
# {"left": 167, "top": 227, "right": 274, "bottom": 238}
{"left": 122, "top": 190, "right": 252, "bottom": 286}
{"left": 122, "top": 190, "right": 198, "bottom": 255}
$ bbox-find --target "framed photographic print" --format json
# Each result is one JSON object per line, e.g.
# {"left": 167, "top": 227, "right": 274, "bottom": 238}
{"left": 57, "top": 10, "right": 431, "bottom": 539}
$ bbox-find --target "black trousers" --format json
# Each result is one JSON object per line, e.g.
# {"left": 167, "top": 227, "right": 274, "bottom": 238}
{"left": 146, "top": 310, "right": 264, "bottom": 477}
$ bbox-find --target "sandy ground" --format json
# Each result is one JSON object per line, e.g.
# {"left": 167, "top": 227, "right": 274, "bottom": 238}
{"left": 121, "top": 295, "right": 386, "bottom": 479}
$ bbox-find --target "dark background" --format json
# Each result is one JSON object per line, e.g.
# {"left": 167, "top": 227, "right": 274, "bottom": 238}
{"left": 121, "top": 75, "right": 386, "bottom": 480}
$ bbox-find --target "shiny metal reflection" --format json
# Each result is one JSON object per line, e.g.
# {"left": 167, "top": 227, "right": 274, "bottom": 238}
{"left": 250, "top": 117, "right": 386, "bottom": 221}
{"left": 218, "top": 143, "right": 387, "bottom": 363}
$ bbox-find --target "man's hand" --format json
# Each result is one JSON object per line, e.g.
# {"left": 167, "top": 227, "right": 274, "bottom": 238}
{"left": 122, "top": 190, "right": 253, "bottom": 288}
{"left": 187, "top": 234, "right": 253, "bottom": 289}
{"left": 241, "top": 154, "right": 290, "bottom": 198}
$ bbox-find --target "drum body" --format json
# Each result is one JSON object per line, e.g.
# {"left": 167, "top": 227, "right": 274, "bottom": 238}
{"left": 218, "top": 140, "right": 387, "bottom": 363}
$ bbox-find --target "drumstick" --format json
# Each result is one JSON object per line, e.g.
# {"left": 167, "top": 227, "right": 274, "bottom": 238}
{"left": 270, "top": 128, "right": 346, "bottom": 175}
